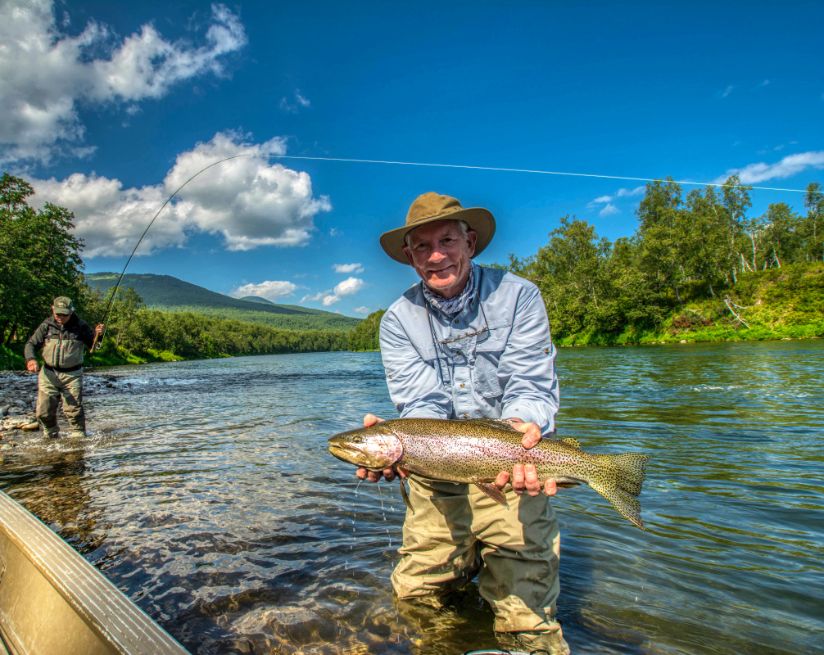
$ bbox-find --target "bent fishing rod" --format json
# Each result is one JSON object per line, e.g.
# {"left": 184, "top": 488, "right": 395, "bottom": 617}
{"left": 91, "top": 153, "right": 252, "bottom": 351}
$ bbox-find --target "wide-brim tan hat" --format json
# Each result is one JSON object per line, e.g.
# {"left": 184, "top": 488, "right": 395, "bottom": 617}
{"left": 380, "top": 192, "right": 496, "bottom": 264}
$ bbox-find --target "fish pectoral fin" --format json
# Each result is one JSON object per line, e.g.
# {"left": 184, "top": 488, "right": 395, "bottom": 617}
{"left": 475, "top": 482, "right": 508, "bottom": 506}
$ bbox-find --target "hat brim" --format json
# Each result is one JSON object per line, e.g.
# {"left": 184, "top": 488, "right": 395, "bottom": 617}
{"left": 380, "top": 207, "right": 496, "bottom": 264}
{"left": 53, "top": 308, "right": 73, "bottom": 315}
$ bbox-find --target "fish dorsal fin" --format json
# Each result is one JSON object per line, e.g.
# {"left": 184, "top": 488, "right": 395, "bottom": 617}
{"left": 561, "top": 437, "right": 582, "bottom": 449}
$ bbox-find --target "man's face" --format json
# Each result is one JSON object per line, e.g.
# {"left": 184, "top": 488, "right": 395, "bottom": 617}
{"left": 52, "top": 309, "right": 71, "bottom": 325}
{"left": 403, "top": 220, "right": 477, "bottom": 299}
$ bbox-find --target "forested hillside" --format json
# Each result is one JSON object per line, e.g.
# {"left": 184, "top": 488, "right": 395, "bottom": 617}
{"left": 508, "top": 176, "right": 823, "bottom": 345}
{"left": 86, "top": 273, "right": 359, "bottom": 331}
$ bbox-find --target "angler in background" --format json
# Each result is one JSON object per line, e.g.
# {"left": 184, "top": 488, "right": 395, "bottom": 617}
{"left": 24, "top": 297, "right": 104, "bottom": 439}
{"left": 358, "top": 192, "right": 569, "bottom": 654}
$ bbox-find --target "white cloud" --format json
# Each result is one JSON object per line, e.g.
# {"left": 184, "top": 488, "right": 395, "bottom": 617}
{"left": 333, "top": 263, "right": 364, "bottom": 273}
{"left": 30, "top": 131, "right": 332, "bottom": 256}
{"left": 588, "top": 186, "right": 643, "bottom": 216}
{"left": 353, "top": 306, "right": 370, "bottom": 315}
{"left": 721, "top": 85, "right": 734, "bottom": 98}
{"left": 0, "top": 1, "right": 246, "bottom": 165}
{"left": 715, "top": 151, "right": 824, "bottom": 185}
{"left": 334, "top": 277, "right": 364, "bottom": 296}
{"left": 301, "top": 276, "right": 364, "bottom": 307}
{"left": 163, "top": 131, "right": 331, "bottom": 250}
{"left": 232, "top": 280, "right": 297, "bottom": 301}
{"left": 32, "top": 173, "right": 190, "bottom": 257}
{"left": 616, "top": 186, "right": 645, "bottom": 198}
{"left": 280, "top": 89, "right": 311, "bottom": 113}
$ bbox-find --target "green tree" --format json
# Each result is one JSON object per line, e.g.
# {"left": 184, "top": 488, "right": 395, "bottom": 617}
{"left": 682, "top": 187, "right": 731, "bottom": 296}
{"left": 349, "top": 310, "right": 385, "bottom": 350}
{"left": 720, "top": 175, "right": 753, "bottom": 276}
{"left": 636, "top": 179, "right": 685, "bottom": 304}
{"left": 0, "top": 173, "right": 85, "bottom": 345}
{"left": 513, "top": 217, "right": 612, "bottom": 338}
{"left": 803, "top": 182, "right": 824, "bottom": 261}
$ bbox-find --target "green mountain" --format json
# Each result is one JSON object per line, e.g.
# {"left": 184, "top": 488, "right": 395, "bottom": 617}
{"left": 240, "top": 295, "right": 276, "bottom": 305}
{"left": 85, "top": 273, "right": 359, "bottom": 331}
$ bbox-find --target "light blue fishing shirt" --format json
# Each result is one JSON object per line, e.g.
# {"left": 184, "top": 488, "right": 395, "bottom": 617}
{"left": 380, "top": 264, "right": 559, "bottom": 434}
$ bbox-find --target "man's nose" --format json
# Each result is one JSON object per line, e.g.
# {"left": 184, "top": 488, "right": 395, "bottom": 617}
{"left": 427, "top": 248, "right": 447, "bottom": 262}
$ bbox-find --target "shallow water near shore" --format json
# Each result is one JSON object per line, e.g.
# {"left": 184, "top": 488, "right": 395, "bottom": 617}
{"left": 1, "top": 340, "right": 822, "bottom": 654}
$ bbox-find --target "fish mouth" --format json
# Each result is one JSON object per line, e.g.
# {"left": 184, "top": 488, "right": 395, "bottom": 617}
{"left": 328, "top": 442, "right": 381, "bottom": 469}
{"left": 328, "top": 442, "right": 356, "bottom": 462}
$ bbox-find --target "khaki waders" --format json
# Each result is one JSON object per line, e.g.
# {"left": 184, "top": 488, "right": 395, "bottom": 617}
{"left": 392, "top": 477, "right": 570, "bottom": 654}
{"left": 36, "top": 366, "right": 85, "bottom": 437}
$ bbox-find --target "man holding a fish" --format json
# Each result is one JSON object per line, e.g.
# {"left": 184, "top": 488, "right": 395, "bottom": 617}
{"left": 357, "top": 191, "right": 569, "bottom": 654}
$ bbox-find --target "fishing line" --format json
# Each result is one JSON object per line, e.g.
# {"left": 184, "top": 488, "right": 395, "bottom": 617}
{"left": 271, "top": 154, "right": 808, "bottom": 194}
{"left": 91, "top": 148, "right": 807, "bottom": 349}
{"left": 92, "top": 152, "right": 254, "bottom": 349}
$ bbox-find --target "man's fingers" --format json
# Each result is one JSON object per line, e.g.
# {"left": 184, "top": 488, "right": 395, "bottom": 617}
{"left": 512, "top": 463, "right": 525, "bottom": 494}
{"left": 511, "top": 421, "right": 542, "bottom": 449}
{"left": 363, "top": 413, "right": 383, "bottom": 427}
{"left": 355, "top": 465, "right": 394, "bottom": 483}
{"left": 494, "top": 471, "right": 510, "bottom": 490}
{"left": 524, "top": 464, "right": 541, "bottom": 495}
{"left": 543, "top": 479, "right": 558, "bottom": 497}
{"left": 520, "top": 426, "right": 542, "bottom": 449}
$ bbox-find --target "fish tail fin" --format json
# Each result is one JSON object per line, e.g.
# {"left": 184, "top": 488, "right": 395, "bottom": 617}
{"left": 589, "top": 453, "right": 649, "bottom": 529}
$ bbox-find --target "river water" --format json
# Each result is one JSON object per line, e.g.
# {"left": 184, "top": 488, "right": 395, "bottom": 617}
{"left": 1, "top": 340, "right": 822, "bottom": 654}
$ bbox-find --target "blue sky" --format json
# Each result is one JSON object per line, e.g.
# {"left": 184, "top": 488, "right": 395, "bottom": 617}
{"left": 2, "top": 1, "right": 822, "bottom": 316}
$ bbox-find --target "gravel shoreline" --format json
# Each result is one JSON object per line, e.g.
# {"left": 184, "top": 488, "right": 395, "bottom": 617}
{"left": 0, "top": 371, "right": 122, "bottom": 437}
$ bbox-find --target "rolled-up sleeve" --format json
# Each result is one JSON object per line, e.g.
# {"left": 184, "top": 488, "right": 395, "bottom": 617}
{"left": 380, "top": 310, "right": 450, "bottom": 419}
{"left": 499, "top": 285, "right": 559, "bottom": 434}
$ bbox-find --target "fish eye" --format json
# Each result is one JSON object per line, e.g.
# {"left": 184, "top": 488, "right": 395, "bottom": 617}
{"left": 351, "top": 436, "right": 363, "bottom": 443}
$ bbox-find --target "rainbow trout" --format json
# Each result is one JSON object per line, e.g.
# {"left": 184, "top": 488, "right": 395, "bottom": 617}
{"left": 328, "top": 418, "right": 649, "bottom": 529}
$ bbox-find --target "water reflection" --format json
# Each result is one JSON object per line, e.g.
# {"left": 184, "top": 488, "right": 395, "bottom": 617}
{"left": 0, "top": 343, "right": 822, "bottom": 654}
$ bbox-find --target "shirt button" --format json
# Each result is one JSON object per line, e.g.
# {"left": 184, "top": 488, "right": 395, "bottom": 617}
{"left": 462, "top": 413, "right": 469, "bottom": 418}
{"left": 459, "top": 383, "right": 465, "bottom": 388}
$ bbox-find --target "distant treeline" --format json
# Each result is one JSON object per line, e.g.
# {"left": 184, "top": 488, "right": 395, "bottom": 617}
{"left": 509, "top": 176, "right": 823, "bottom": 344}
{"left": 87, "top": 289, "right": 350, "bottom": 364}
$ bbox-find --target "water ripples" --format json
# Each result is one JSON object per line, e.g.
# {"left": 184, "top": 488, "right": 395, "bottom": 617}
{"left": 1, "top": 344, "right": 822, "bottom": 654}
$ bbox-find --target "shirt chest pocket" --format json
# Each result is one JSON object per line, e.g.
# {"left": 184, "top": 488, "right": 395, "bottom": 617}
{"left": 472, "top": 323, "right": 510, "bottom": 399}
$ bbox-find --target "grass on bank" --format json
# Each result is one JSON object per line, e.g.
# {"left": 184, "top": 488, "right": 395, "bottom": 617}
{"left": 554, "top": 262, "right": 824, "bottom": 346}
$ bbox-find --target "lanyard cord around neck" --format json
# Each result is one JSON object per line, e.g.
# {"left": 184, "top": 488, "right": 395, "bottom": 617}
{"left": 424, "top": 267, "right": 485, "bottom": 385}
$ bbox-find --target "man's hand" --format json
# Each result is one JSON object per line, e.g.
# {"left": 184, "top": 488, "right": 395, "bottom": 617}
{"left": 25, "top": 359, "right": 38, "bottom": 373}
{"left": 94, "top": 323, "right": 105, "bottom": 337}
{"left": 355, "top": 413, "right": 405, "bottom": 483}
{"left": 494, "top": 418, "right": 558, "bottom": 497}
